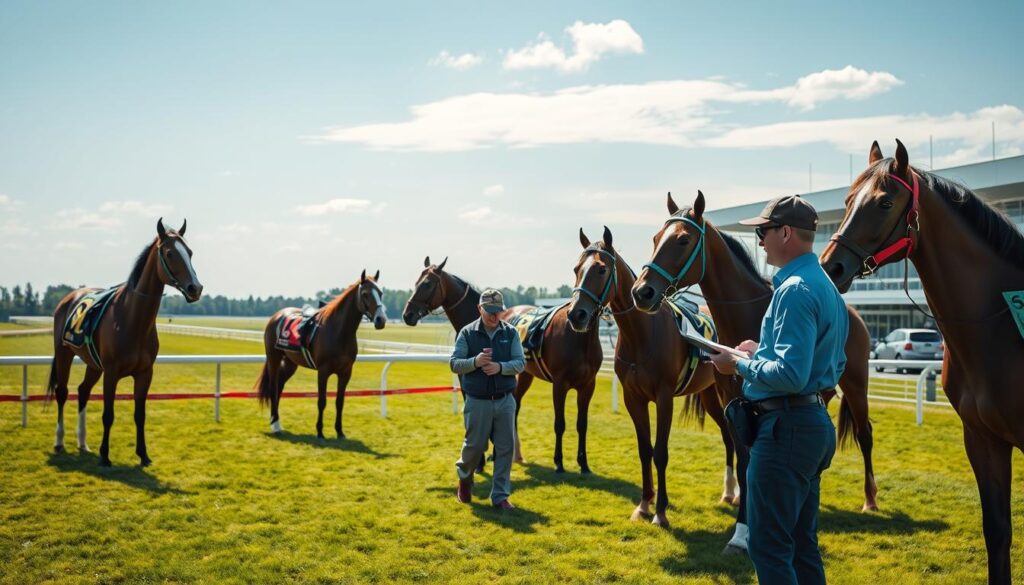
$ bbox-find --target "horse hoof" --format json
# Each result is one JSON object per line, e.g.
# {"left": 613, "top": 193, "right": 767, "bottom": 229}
{"left": 629, "top": 508, "right": 652, "bottom": 522}
{"left": 139, "top": 457, "right": 152, "bottom": 467}
{"left": 722, "top": 544, "right": 747, "bottom": 557}
{"left": 580, "top": 467, "right": 592, "bottom": 475}
{"left": 79, "top": 445, "right": 91, "bottom": 454}
{"left": 54, "top": 445, "right": 65, "bottom": 454}
{"left": 652, "top": 515, "right": 670, "bottom": 530}
{"left": 862, "top": 503, "right": 880, "bottom": 512}
{"left": 513, "top": 457, "right": 526, "bottom": 465}
{"left": 555, "top": 466, "right": 565, "bottom": 474}
{"left": 731, "top": 495, "right": 742, "bottom": 506}
{"left": 337, "top": 433, "right": 346, "bottom": 440}
{"left": 99, "top": 458, "right": 112, "bottom": 467}
{"left": 270, "top": 420, "right": 283, "bottom": 434}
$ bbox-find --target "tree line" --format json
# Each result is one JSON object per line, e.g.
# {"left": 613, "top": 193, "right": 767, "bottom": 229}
{"left": 0, "top": 283, "right": 575, "bottom": 321}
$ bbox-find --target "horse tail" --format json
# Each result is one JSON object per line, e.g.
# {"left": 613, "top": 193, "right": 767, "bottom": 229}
{"left": 678, "top": 392, "right": 707, "bottom": 429}
{"left": 837, "top": 395, "right": 861, "bottom": 451}
{"left": 255, "top": 362, "right": 274, "bottom": 407}
{"left": 45, "top": 356, "right": 57, "bottom": 404}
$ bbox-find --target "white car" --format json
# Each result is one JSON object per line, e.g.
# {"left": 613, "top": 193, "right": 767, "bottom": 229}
{"left": 874, "top": 328, "right": 944, "bottom": 374}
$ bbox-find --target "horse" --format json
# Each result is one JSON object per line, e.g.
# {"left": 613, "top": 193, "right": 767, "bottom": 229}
{"left": 48, "top": 218, "right": 203, "bottom": 466}
{"left": 402, "top": 256, "right": 603, "bottom": 473}
{"left": 820, "top": 139, "right": 1024, "bottom": 585}
{"left": 256, "top": 269, "right": 387, "bottom": 438}
{"left": 631, "top": 191, "right": 878, "bottom": 514}
{"left": 566, "top": 227, "right": 738, "bottom": 529}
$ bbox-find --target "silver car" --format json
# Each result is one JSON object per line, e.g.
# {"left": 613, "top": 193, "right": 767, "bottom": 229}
{"left": 874, "top": 328, "right": 944, "bottom": 373}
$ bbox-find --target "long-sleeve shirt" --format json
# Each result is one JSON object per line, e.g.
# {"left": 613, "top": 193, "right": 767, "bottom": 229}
{"left": 737, "top": 252, "right": 849, "bottom": 401}
{"left": 450, "top": 321, "right": 526, "bottom": 377}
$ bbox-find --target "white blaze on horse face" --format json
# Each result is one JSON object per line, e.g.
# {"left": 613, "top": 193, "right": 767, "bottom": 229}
{"left": 173, "top": 240, "right": 200, "bottom": 285}
{"left": 837, "top": 181, "right": 875, "bottom": 235}
{"left": 371, "top": 287, "right": 386, "bottom": 319}
{"left": 77, "top": 408, "right": 87, "bottom": 449}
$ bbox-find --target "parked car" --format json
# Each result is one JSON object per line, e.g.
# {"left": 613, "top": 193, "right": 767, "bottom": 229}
{"left": 873, "top": 328, "right": 944, "bottom": 374}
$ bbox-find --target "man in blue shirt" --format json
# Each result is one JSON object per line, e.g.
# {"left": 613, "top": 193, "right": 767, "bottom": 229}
{"left": 710, "top": 194, "right": 848, "bottom": 585}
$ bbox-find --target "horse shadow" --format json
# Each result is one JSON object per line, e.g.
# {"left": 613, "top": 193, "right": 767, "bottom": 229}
{"left": 266, "top": 431, "right": 394, "bottom": 459}
{"left": 46, "top": 451, "right": 189, "bottom": 495}
{"left": 514, "top": 462, "right": 640, "bottom": 503}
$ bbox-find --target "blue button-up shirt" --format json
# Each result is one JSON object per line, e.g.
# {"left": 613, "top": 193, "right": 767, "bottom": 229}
{"left": 736, "top": 252, "right": 849, "bottom": 400}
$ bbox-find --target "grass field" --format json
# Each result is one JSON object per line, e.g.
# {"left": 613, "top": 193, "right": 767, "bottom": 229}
{"left": 1, "top": 333, "right": 1022, "bottom": 584}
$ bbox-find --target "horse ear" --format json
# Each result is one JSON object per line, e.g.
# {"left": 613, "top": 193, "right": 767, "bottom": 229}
{"left": 667, "top": 192, "right": 679, "bottom": 215}
{"left": 693, "top": 190, "right": 705, "bottom": 219}
{"left": 157, "top": 217, "right": 167, "bottom": 240}
{"left": 894, "top": 139, "right": 909, "bottom": 178}
{"left": 360, "top": 269, "right": 366, "bottom": 283}
{"left": 424, "top": 256, "right": 430, "bottom": 268}
{"left": 178, "top": 218, "right": 187, "bottom": 236}
{"left": 579, "top": 228, "right": 591, "bottom": 248}
{"left": 437, "top": 256, "right": 447, "bottom": 271}
{"left": 869, "top": 140, "right": 884, "bottom": 165}
{"left": 374, "top": 269, "right": 380, "bottom": 281}
{"left": 602, "top": 225, "right": 613, "bottom": 248}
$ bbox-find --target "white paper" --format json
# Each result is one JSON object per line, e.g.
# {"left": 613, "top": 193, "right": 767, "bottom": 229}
{"left": 677, "top": 316, "right": 750, "bottom": 359}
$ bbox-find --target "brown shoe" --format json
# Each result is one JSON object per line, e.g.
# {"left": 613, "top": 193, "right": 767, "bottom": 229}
{"left": 493, "top": 499, "right": 516, "bottom": 510}
{"left": 456, "top": 478, "right": 472, "bottom": 504}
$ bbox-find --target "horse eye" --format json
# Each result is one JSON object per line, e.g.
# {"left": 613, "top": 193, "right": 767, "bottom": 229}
{"left": 678, "top": 238, "right": 690, "bottom": 246}
{"left": 879, "top": 198, "right": 894, "bottom": 209}
{"left": 598, "top": 267, "right": 607, "bottom": 275}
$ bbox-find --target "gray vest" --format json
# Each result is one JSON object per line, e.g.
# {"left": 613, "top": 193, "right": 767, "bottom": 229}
{"left": 460, "top": 319, "right": 518, "bottom": 397}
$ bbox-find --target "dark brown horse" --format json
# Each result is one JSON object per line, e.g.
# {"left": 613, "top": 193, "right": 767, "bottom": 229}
{"left": 631, "top": 191, "right": 878, "bottom": 513}
{"left": 257, "top": 270, "right": 387, "bottom": 438}
{"left": 48, "top": 219, "right": 203, "bottom": 466}
{"left": 402, "top": 256, "right": 603, "bottom": 473}
{"left": 821, "top": 140, "right": 1024, "bottom": 585}
{"left": 566, "top": 227, "right": 737, "bottom": 529}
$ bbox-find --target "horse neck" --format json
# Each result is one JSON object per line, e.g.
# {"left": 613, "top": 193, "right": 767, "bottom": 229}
{"left": 608, "top": 253, "right": 653, "bottom": 341}
{"left": 700, "top": 226, "right": 772, "bottom": 345}
{"left": 119, "top": 244, "right": 164, "bottom": 333}
{"left": 443, "top": 274, "right": 480, "bottom": 331}
{"left": 323, "top": 286, "right": 363, "bottom": 340}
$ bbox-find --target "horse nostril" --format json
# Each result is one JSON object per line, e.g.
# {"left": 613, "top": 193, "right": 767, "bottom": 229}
{"left": 636, "top": 286, "right": 654, "bottom": 301}
{"left": 570, "top": 309, "right": 587, "bottom": 323}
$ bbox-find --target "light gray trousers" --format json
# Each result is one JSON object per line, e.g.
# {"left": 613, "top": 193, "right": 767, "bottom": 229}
{"left": 456, "top": 394, "right": 516, "bottom": 504}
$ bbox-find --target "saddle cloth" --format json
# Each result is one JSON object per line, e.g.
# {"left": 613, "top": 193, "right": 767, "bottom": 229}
{"left": 665, "top": 293, "right": 719, "bottom": 396}
{"left": 275, "top": 309, "right": 320, "bottom": 368}
{"left": 62, "top": 286, "right": 119, "bottom": 369}
{"left": 506, "top": 303, "right": 567, "bottom": 381}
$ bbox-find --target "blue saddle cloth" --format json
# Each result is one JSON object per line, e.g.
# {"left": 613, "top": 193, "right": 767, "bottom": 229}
{"left": 507, "top": 303, "right": 566, "bottom": 357}
{"left": 62, "top": 286, "right": 119, "bottom": 369}
{"left": 664, "top": 293, "right": 719, "bottom": 396}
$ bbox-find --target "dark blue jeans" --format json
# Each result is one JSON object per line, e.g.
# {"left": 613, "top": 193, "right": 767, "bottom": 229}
{"left": 747, "top": 402, "right": 836, "bottom": 585}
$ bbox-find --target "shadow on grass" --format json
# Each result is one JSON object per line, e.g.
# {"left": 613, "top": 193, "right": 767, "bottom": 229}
{"left": 660, "top": 525, "right": 756, "bottom": 583}
{"left": 266, "top": 431, "right": 394, "bottom": 459}
{"left": 818, "top": 505, "right": 950, "bottom": 535}
{"left": 515, "top": 462, "right": 639, "bottom": 503}
{"left": 46, "top": 451, "right": 189, "bottom": 495}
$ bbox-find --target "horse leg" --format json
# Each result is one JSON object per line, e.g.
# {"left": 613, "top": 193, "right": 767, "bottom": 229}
{"left": 76, "top": 367, "right": 102, "bottom": 452}
{"left": 132, "top": 368, "right": 153, "bottom": 466}
{"left": 315, "top": 369, "right": 329, "bottom": 439}
{"left": 98, "top": 370, "right": 119, "bottom": 467}
{"left": 334, "top": 367, "right": 352, "bottom": 439}
{"left": 651, "top": 391, "right": 674, "bottom": 528}
{"left": 576, "top": 379, "right": 596, "bottom": 474}
{"left": 50, "top": 349, "right": 74, "bottom": 453}
{"left": 963, "top": 423, "right": 1013, "bottom": 585}
{"left": 623, "top": 390, "right": 654, "bottom": 520}
{"left": 703, "top": 388, "right": 738, "bottom": 504}
{"left": 837, "top": 377, "right": 878, "bottom": 512}
{"left": 512, "top": 373, "right": 534, "bottom": 464}
{"left": 552, "top": 381, "right": 569, "bottom": 473}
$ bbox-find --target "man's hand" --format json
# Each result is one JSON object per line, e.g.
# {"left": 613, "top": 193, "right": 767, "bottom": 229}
{"left": 474, "top": 351, "right": 492, "bottom": 367}
{"left": 709, "top": 350, "right": 738, "bottom": 376}
{"left": 735, "top": 339, "right": 758, "bottom": 357}
{"left": 481, "top": 362, "right": 501, "bottom": 375}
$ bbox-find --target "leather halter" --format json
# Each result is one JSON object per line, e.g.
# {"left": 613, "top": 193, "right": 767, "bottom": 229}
{"left": 573, "top": 245, "right": 617, "bottom": 307}
{"left": 642, "top": 214, "right": 706, "bottom": 289}
{"left": 830, "top": 172, "right": 920, "bottom": 276}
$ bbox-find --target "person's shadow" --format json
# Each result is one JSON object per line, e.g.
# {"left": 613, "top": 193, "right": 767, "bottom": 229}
{"left": 46, "top": 451, "right": 189, "bottom": 495}
{"left": 266, "top": 431, "right": 393, "bottom": 459}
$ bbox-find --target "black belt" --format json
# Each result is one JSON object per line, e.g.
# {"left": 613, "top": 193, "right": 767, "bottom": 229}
{"left": 753, "top": 392, "right": 825, "bottom": 415}
{"left": 470, "top": 392, "right": 510, "bottom": 401}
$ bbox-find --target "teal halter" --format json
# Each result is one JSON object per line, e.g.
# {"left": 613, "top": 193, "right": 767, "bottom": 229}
{"left": 573, "top": 246, "right": 617, "bottom": 307}
{"left": 641, "top": 215, "right": 706, "bottom": 289}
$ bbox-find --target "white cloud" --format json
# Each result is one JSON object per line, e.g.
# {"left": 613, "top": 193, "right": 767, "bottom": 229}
{"left": 483, "top": 184, "right": 505, "bottom": 197}
{"left": 504, "top": 20, "right": 644, "bottom": 73}
{"left": 54, "top": 208, "right": 122, "bottom": 230}
{"left": 429, "top": 50, "right": 483, "bottom": 71}
{"left": 316, "top": 67, "right": 901, "bottom": 152}
{"left": 705, "top": 105, "right": 1024, "bottom": 168}
{"left": 294, "top": 198, "right": 374, "bottom": 216}
{"left": 728, "top": 66, "right": 903, "bottom": 111}
{"left": 53, "top": 241, "right": 85, "bottom": 250}
{"left": 459, "top": 206, "right": 493, "bottom": 223}
{"left": 458, "top": 205, "right": 540, "bottom": 227}
{"left": 99, "top": 200, "right": 174, "bottom": 216}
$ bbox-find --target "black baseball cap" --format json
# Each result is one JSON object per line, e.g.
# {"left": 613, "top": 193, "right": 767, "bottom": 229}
{"left": 738, "top": 194, "right": 818, "bottom": 232}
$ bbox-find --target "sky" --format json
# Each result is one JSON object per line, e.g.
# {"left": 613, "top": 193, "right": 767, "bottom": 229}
{"left": 2, "top": 1, "right": 1022, "bottom": 298}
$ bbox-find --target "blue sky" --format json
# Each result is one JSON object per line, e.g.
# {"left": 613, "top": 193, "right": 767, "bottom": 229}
{"left": 2, "top": 1, "right": 1022, "bottom": 297}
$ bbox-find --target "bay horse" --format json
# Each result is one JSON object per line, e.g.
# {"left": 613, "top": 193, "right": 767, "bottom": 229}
{"left": 48, "top": 218, "right": 203, "bottom": 466}
{"left": 631, "top": 191, "right": 878, "bottom": 514}
{"left": 821, "top": 139, "right": 1024, "bottom": 585}
{"left": 256, "top": 270, "right": 387, "bottom": 438}
{"left": 566, "top": 227, "right": 737, "bottom": 529}
{"left": 402, "top": 256, "right": 603, "bottom": 473}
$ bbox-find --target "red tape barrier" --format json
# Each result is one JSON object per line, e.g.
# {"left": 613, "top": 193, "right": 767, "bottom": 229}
{"left": 0, "top": 386, "right": 456, "bottom": 403}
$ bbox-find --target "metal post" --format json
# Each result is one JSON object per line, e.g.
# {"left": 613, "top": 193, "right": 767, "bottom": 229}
{"left": 214, "top": 363, "right": 222, "bottom": 423}
{"left": 915, "top": 366, "right": 926, "bottom": 426}
{"left": 380, "top": 362, "right": 392, "bottom": 417}
{"left": 451, "top": 373, "right": 460, "bottom": 414}
{"left": 611, "top": 375, "right": 619, "bottom": 414}
{"left": 21, "top": 365, "right": 28, "bottom": 428}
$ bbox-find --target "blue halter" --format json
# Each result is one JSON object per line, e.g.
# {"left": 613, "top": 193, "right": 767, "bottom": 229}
{"left": 573, "top": 246, "right": 617, "bottom": 307}
{"left": 641, "top": 215, "right": 706, "bottom": 288}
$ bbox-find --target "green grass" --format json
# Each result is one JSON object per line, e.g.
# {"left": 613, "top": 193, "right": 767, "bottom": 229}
{"left": 1, "top": 336, "right": 1022, "bottom": 584}
{"left": 0, "top": 322, "right": 40, "bottom": 331}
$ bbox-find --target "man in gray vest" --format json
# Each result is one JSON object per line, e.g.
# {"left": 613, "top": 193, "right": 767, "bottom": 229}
{"left": 450, "top": 288, "right": 525, "bottom": 509}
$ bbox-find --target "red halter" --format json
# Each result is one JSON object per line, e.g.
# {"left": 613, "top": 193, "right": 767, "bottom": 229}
{"left": 831, "top": 171, "right": 920, "bottom": 275}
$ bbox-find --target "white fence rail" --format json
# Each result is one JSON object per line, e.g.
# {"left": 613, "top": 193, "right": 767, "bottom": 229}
{"left": 0, "top": 353, "right": 460, "bottom": 428}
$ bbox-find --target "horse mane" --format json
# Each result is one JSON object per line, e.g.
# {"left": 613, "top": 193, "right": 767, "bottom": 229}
{"left": 125, "top": 240, "right": 155, "bottom": 290}
{"left": 320, "top": 282, "right": 359, "bottom": 319}
{"left": 863, "top": 159, "right": 1024, "bottom": 269}
{"left": 719, "top": 232, "right": 771, "bottom": 287}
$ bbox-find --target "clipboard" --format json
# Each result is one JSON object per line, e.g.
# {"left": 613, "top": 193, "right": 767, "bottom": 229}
{"left": 677, "top": 316, "right": 750, "bottom": 359}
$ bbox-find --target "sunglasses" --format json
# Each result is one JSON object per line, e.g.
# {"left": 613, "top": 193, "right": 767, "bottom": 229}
{"left": 754, "top": 225, "right": 782, "bottom": 241}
